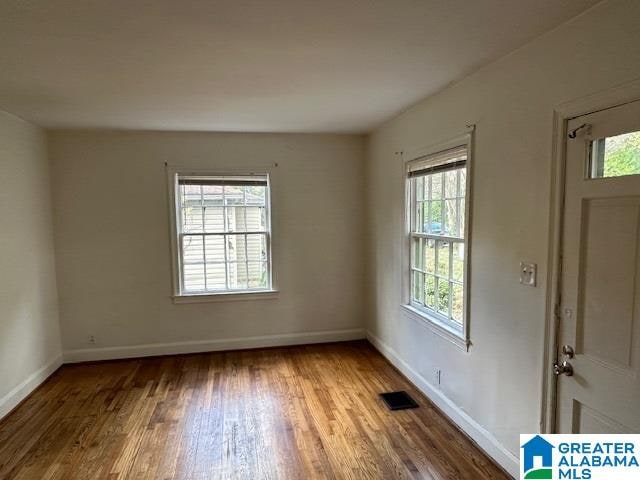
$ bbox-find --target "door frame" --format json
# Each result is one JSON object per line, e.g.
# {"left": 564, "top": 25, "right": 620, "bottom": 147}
{"left": 541, "top": 78, "right": 640, "bottom": 434}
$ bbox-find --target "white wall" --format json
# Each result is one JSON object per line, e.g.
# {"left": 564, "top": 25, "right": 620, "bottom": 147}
{"left": 0, "top": 111, "right": 63, "bottom": 419}
{"left": 365, "top": 0, "right": 640, "bottom": 475}
{"left": 48, "top": 131, "right": 366, "bottom": 360}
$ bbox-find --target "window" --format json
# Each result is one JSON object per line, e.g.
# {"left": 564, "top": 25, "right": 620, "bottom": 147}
{"left": 588, "top": 130, "right": 640, "bottom": 179}
{"left": 406, "top": 141, "right": 470, "bottom": 342}
{"left": 169, "top": 172, "right": 273, "bottom": 298}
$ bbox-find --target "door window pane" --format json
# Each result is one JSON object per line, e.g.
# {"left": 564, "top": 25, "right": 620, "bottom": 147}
{"left": 589, "top": 131, "right": 640, "bottom": 179}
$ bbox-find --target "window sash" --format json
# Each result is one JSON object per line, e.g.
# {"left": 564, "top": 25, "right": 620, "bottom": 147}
{"left": 409, "top": 234, "right": 464, "bottom": 328}
{"left": 407, "top": 145, "right": 468, "bottom": 335}
{"left": 175, "top": 175, "right": 272, "bottom": 295}
{"left": 409, "top": 166, "right": 466, "bottom": 239}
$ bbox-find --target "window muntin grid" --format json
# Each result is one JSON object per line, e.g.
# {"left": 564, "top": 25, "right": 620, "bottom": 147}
{"left": 176, "top": 177, "right": 271, "bottom": 294}
{"left": 409, "top": 164, "right": 466, "bottom": 330}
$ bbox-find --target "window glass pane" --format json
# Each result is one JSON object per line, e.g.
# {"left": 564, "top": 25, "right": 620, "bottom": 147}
{"left": 436, "top": 241, "right": 449, "bottom": 279}
{"left": 412, "top": 237, "right": 423, "bottom": 271}
{"left": 452, "top": 242, "right": 464, "bottom": 282}
{"left": 430, "top": 174, "right": 442, "bottom": 200}
{"left": 437, "top": 280, "right": 450, "bottom": 316}
{"left": 245, "top": 185, "right": 266, "bottom": 206}
{"left": 227, "top": 235, "right": 246, "bottom": 263}
{"left": 428, "top": 200, "right": 443, "bottom": 233}
{"left": 458, "top": 198, "right": 465, "bottom": 239}
{"left": 452, "top": 283, "right": 464, "bottom": 325}
{"left": 244, "top": 206, "right": 266, "bottom": 231}
{"left": 444, "top": 199, "right": 457, "bottom": 237}
{"left": 226, "top": 262, "right": 248, "bottom": 290}
{"left": 206, "top": 263, "right": 226, "bottom": 290}
{"left": 415, "top": 176, "right": 424, "bottom": 201}
{"left": 223, "top": 185, "right": 244, "bottom": 205}
{"left": 589, "top": 131, "right": 640, "bottom": 178}
{"left": 182, "top": 235, "right": 204, "bottom": 264}
{"left": 204, "top": 206, "right": 224, "bottom": 232}
{"left": 425, "top": 274, "right": 436, "bottom": 308}
{"left": 444, "top": 170, "right": 458, "bottom": 199}
{"left": 590, "top": 131, "right": 640, "bottom": 178}
{"left": 412, "top": 271, "right": 424, "bottom": 304}
{"left": 246, "top": 234, "right": 267, "bottom": 263}
{"left": 226, "top": 206, "right": 246, "bottom": 232}
{"left": 183, "top": 263, "right": 205, "bottom": 292}
{"left": 416, "top": 200, "right": 425, "bottom": 233}
{"left": 204, "top": 235, "right": 225, "bottom": 264}
{"left": 202, "top": 185, "right": 223, "bottom": 206}
{"left": 182, "top": 185, "right": 202, "bottom": 207}
{"left": 182, "top": 206, "right": 203, "bottom": 233}
{"left": 424, "top": 238, "right": 436, "bottom": 273}
{"left": 248, "top": 262, "right": 268, "bottom": 288}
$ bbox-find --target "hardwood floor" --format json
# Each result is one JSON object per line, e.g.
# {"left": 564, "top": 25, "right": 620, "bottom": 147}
{"left": 0, "top": 341, "right": 510, "bottom": 479}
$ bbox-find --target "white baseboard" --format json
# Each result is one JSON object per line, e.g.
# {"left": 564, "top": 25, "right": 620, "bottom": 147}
{"left": 3, "top": 331, "right": 516, "bottom": 476}
{"left": 64, "top": 328, "right": 366, "bottom": 363}
{"left": 366, "top": 330, "right": 518, "bottom": 478}
{"left": 0, "top": 355, "right": 63, "bottom": 421}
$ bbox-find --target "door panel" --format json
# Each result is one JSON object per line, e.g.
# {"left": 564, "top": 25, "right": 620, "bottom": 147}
{"left": 556, "top": 99, "right": 640, "bottom": 434}
{"left": 572, "top": 400, "right": 633, "bottom": 434}
{"left": 577, "top": 197, "right": 640, "bottom": 369}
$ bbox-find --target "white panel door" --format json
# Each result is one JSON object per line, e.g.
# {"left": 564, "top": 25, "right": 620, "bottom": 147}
{"left": 556, "top": 99, "right": 640, "bottom": 433}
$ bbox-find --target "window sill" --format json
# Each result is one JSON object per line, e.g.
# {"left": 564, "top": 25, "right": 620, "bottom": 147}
{"left": 401, "top": 304, "right": 470, "bottom": 351}
{"left": 173, "top": 290, "right": 279, "bottom": 304}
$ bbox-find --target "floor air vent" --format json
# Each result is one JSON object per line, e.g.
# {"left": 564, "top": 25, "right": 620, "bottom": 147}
{"left": 379, "top": 391, "right": 419, "bottom": 410}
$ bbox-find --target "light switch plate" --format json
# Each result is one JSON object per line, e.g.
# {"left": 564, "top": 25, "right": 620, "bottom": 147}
{"left": 520, "top": 262, "right": 537, "bottom": 287}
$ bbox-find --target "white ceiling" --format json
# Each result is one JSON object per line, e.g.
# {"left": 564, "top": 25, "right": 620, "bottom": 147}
{"left": 0, "top": 0, "right": 599, "bottom": 133}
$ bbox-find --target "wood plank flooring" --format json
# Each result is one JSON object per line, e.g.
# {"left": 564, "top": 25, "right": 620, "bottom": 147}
{"left": 0, "top": 341, "right": 510, "bottom": 479}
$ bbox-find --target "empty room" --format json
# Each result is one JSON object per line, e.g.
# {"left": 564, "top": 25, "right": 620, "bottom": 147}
{"left": 1, "top": 0, "right": 640, "bottom": 478}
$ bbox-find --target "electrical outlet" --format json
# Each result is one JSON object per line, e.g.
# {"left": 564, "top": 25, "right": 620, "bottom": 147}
{"left": 88, "top": 335, "right": 96, "bottom": 344}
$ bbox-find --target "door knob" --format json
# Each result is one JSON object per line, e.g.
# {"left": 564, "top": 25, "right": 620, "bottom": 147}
{"left": 553, "top": 360, "right": 573, "bottom": 376}
{"left": 562, "top": 345, "right": 575, "bottom": 358}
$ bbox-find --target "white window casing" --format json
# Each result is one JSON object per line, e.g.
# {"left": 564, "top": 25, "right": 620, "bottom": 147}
{"left": 402, "top": 133, "right": 473, "bottom": 349}
{"left": 167, "top": 167, "right": 277, "bottom": 303}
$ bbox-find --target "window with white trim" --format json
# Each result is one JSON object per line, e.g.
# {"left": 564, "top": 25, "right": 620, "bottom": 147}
{"left": 407, "top": 144, "right": 469, "bottom": 337}
{"left": 172, "top": 174, "right": 272, "bottom": 296}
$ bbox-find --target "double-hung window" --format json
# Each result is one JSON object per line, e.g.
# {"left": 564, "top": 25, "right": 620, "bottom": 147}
{"left": 169, "top": 172, "right": 273, "bottom": 298}
{"left": 406, "top": 141, "right": 471, "bottom": 342}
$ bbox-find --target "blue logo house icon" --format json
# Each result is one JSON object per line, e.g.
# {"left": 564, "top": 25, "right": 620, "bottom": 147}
{"left": 521, "top": 435, "right": 554, "bottom": 479}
